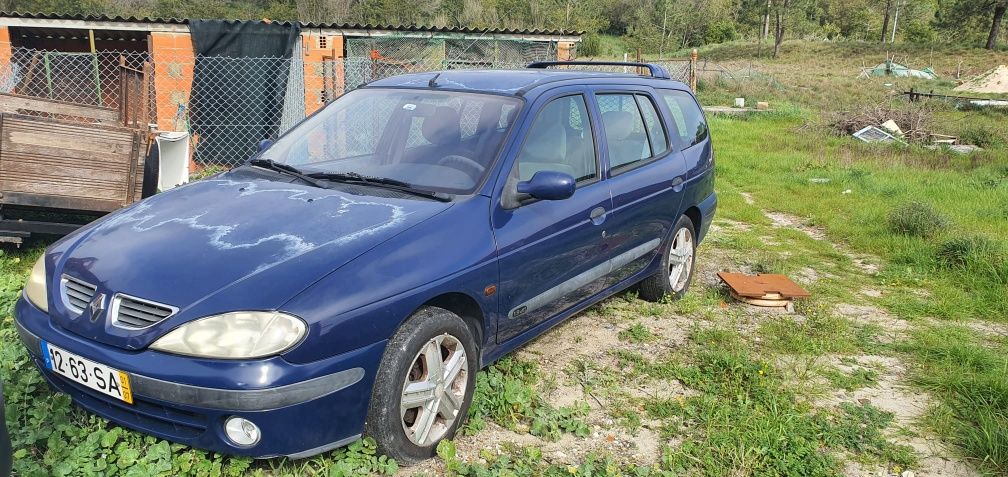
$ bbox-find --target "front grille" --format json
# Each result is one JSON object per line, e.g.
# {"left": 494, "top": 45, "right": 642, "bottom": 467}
{"left": 62, "top": 275, "right": 97, "bottom": 314}
{"left": 111, "top": 295, "right": 176, "bottom": 329}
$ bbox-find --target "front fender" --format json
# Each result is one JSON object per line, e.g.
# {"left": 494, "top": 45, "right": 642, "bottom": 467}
{"left": 281, "top": 196, "right": 498, "bottom": 363}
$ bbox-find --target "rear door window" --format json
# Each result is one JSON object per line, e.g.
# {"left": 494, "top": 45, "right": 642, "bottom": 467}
{"left": 597, "top": 94, "right": 652, "bottom": 172}
{"left": 635, "top": 95, "right": 668, "bottom": 156}
{"left": 658, "top": 89, "right": 708, "bottom": 149}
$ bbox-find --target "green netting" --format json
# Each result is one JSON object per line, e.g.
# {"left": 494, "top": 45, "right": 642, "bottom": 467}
{"left": 860, "top": 60, "right": 939, "bottom": 80}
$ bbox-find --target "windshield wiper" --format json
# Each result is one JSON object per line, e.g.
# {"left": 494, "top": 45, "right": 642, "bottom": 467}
{"left": 249, "top": 159, "right": 331, "bottom": 189}
{"left": 306, "top": 171, "right": 453, "bottom": 202}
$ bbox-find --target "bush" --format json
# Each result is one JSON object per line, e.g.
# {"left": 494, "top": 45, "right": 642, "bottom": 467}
{"left": 705, "top": 20, "right": 739, "bottom": 44}
{"left": 936, "top": 236, "right": 1008, "bottom": 284}
{"left": 578, "top": 33, "right": 600, "bottom": 57}
{"left": 959, "top": 125, "right": 1006, "bottom": 149}
{"left": 821, "top": 23, "right": 842, "bottom": 40}
{"left": 887, "top": 202, "right": 948, "bottom": 238}
{"left": 189, "top": 164, "right": 227, "bottom": 181}
{"left": 936, "top": 236, "right": 1003, "bottom": 268}
{"left": 903, "top": 21, "right": 937, "bottom": 44}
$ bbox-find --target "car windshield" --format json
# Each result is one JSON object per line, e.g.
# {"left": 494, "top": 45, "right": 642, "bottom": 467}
{"left": 259, "top": 88, "right": 522, "bottom": 195}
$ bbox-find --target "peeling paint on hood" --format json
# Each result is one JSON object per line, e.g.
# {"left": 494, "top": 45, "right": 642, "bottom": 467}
{"left": 54, "top": 168, "right": 452, "bottom": 349}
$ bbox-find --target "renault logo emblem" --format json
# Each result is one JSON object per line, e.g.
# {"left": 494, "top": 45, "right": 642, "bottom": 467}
{"left": 88, "top": 293, "right": 106, "bottom": 322}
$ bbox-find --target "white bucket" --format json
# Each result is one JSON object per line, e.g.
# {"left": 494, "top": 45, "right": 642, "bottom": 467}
{"left": 734, "top": 98, "right": 746, "bottom": 108}
{"left": 156, "top": 132, "right": 190, "bottom": 191}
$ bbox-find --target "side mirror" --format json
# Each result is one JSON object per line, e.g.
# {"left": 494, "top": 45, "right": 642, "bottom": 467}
{"left": 257, "top": 139, "right": 274, "bottom": 152}
{"left": 516, "top": 171, "right": 575, "bottom": 201}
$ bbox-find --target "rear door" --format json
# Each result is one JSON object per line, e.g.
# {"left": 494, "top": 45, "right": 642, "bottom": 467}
{"left": 492, "top": 89, "right": 613, "bottom": 343}
{"left": 657, "top": 89, "right": 713, "bottom": 186}
{"left": 590, "top": 88, "right": 689, "bottom": 287}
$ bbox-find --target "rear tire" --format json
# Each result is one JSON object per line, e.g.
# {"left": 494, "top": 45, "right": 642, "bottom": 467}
{"left": 364, "top": 306, "right": 477, "bottom": 465}
{"left": 639, "top": 215, "right": 697, "bottom": 302}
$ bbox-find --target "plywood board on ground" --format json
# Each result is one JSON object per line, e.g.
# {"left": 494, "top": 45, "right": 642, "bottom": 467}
{"left": 717, "top": 272, "right": 810, "bottom": 299}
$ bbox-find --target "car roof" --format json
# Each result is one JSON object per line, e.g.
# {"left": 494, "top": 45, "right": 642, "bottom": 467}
{"left": 366, "top": 69, "right": 689, "bottom": 97}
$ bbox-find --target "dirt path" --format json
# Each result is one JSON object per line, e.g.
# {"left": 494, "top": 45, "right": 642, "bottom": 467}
{"left": 404, "top": 193, "right": 980, "bottom": 476}
{"left": 744, "top": 191, "right": 979, "bottom": 477}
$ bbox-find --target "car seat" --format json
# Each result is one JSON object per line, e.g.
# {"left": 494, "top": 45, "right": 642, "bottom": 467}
{"left": 602, "top": 110, "right": 649, "bottom": 166}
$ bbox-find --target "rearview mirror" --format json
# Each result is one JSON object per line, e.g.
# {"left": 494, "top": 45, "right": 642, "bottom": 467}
{"left": 517, "top": 171, "right": 575, "bottom": 201}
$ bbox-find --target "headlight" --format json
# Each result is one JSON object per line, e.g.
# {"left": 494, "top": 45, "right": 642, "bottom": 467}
{"left": 149, "top": 311, "right": 306, "bottom": 359}
{"left": 24, "top": 255, "right": 48, "bottom": 313}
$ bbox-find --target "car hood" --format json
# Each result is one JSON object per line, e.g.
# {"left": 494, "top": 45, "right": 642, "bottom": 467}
{"left": 51, "top": 168, "right": 452, "bottom": 350}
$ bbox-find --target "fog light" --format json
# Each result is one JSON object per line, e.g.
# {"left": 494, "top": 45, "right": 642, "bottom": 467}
{"left": 224, "top": 416, "right": 260, "bottom": 447}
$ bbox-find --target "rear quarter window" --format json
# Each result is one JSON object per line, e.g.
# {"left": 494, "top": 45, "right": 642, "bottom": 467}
{"left": 658, "top": 90, "right": 708, "bottom": 149}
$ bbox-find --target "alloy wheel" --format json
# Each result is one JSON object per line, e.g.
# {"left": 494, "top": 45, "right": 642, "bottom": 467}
{"left": 399, "top": 333, "right": 468, "bottom": 446}
{"left": 668, "top": 227, "right": 694, "bottom": 292}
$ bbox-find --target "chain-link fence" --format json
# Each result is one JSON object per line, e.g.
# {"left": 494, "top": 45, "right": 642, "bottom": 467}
{"left": 0, "top": 39, "right": 695, "bottom": 168}
{"left": 343, "top": 36, "right": 558, "bottom": 89}
{"left": 0, "top": 47, "right": 156, "bottom": 119}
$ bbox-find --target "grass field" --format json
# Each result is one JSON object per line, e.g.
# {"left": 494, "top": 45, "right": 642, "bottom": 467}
{"left": 2, "top": 40, "right": 1007, "bottom": 476}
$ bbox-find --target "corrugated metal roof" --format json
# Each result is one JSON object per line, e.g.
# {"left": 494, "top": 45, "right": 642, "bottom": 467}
{"left": 0, "top": 12, "right": 582, "bottom": 37}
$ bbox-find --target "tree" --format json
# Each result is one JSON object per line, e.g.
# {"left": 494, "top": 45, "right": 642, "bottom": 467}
{"left": 937, "top": 0, "right": 1008, "bottom": 49}
{"left": 987, "top": 1, "right": 1007, "bottom": 49}
{"left": 762, "top": 0, "right": 771, "bottom": 40}
{"left": 881, "top": 0, "right": 891, "bottom": 42}
{"left": 295, "top": 0, "right": 353, "bottom": 23}
{"left": 772, "top": 0, "right": 789, "bottom": 58}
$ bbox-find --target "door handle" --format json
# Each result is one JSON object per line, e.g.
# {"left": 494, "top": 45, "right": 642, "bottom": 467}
{"left": 590, "top": 207, "right": 607, "bottom": 225}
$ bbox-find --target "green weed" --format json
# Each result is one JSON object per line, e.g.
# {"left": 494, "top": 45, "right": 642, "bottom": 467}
{"left": 618, "top": 322, "right": 657, "bottom": 343}
{"left": 823, "top": 366, "right": 880, "bottom": 391}
{"left": 465, "top": 357, "right": 590, "bottom": 442}
{"left": 759, "top": 302, "right": 865, "bottom": 355}
{"left": 437, "top": 441, "right": 667, "bottom": 477}
{"left": 896, "top": 325, "right": 1008, "bottom": 474}
{"left": 959, "top": 125, "right": 1006, "bottom": 149}
{"left": 887, "top": 201, "right": 949, "bottom": 238}
{"left": 817, "top": 402, "right": 917, "bottom": 471}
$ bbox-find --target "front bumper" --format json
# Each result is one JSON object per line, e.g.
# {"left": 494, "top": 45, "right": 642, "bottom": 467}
{"left": 14, "top": 297, "right": 385, "bottom": 459}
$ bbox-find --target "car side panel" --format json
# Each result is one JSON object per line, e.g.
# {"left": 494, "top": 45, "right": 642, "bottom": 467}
{"left": 654, "top": 87, "right": 716, "bottom": 241}
{"left": 602, "top": 154, "right": 689, "bottom": 286}
{"left": 490, "top": 86, "right": 613, "bottom": 343}
{"left": 587, "top": 87, "right": 689, "bottom": 287}
{"left": 492, "top": 183, "right": 612, "bottom": 343}
{"left": 281, "top": 197, "right": 499, "bottom": 364}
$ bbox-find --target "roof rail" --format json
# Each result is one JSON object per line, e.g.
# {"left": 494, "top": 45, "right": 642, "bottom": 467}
{"left": 527, "top": 61, "right": 671, "bottom": 80}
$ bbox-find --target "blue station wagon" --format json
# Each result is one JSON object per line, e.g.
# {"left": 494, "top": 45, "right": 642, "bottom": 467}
{"left": 15, "top": 62, "right": 716, "bottom": 463}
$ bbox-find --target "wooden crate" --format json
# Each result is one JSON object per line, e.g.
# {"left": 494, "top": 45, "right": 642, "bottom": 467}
{"left": 0, "top": 113, "right": 148, "bottom": 213}
{"left": 0, "top": 92, "right": 121, "bottom": 125}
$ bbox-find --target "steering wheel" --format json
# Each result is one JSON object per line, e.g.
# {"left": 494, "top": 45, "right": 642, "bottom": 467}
{"left": 437, "top": 154, "right": 486, "bottom": 179}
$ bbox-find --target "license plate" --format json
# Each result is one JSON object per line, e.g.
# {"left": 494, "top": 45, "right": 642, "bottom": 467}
{"left": 41, "top": 340, "right": 133, "bottom": 404}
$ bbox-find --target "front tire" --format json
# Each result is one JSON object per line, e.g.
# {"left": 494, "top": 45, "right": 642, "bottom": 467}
{"left": 364, "top": 306, "right": 478, "bottom": 464}
{"left": 639, "top": 215, "right": 697, "bottom": 302}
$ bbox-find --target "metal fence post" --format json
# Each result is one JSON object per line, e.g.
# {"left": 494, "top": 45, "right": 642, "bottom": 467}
{"left": 690, "top": 48, "right": 698, "bottom": 91}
